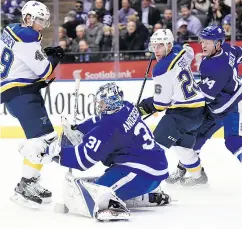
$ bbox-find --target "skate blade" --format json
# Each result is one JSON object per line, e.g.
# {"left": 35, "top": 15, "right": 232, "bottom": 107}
{"left": 180, "top": 183, "right": 210, "bottom": 189}
{"left": 10, "top": 193, "right": 40, "bottom": 209}
{"left": 96, "top": 210, "right": 130, "bottom": 222}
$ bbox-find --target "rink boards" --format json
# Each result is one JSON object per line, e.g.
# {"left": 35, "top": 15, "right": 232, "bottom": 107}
{"left": 0, "top": 80, "right": 224, "bottom": 138}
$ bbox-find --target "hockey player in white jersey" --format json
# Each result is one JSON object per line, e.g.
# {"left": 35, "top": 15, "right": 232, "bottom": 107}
{"left": 137, "top": 29, "right": 208, "bottom": 185}
{"left": 0, "top": 1, "right": 64, "bottom": 207}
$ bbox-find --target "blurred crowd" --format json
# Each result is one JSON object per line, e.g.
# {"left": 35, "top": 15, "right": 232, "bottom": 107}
{"left": 1, "top": 0, "right": 242, "bottom": 62}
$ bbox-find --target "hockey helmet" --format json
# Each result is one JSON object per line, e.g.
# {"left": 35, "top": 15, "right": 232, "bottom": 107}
{"left": 21, "top": 1, "right": 50, "bottom": 28}
{"left": 199, "top": 25, "right": 225, "bottom": 44}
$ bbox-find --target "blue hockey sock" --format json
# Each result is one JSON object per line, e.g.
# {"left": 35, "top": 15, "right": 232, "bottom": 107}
{"left": 225, "top": 136, "right": 242, "bottom": 162}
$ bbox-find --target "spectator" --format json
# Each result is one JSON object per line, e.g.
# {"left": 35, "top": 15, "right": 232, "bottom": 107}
{"left": 120, "top": 21, "right": 145, "bottom": 51}
{"left": 222, "top": 14, "right": 231, "bottom": 36}
{"left": 236, "top": 0, "right": 242, "bottom": 35}
{"left": 167, "top": 0, "right": 192, "bottom": 10}
{"left": 83, "top": 0, "right": 93, "bottom": 13}
{"left": 178, "top": 4, "right": 202, "bottom": 35}
{"left": 76, "top": 40, "right": 91, "bottom": 62}
{"left": 100, "top": 26, "right": 112, "bottom": 52}
{"left": 177, "top": 20, "right": 197, "bottom": 42}
{"left": 74, "top": 0, "right": 88, "bottom": 24}
{"left": 86, "top": 11, "right": 103, "bottom": 51}
{"left": 62, "top": 10, "right": 83, "bottom": 39}
{"left": 2, "top": 0, "right": 25, "bottom": 23}
{"left": 127, "top": 13, "right": 149, "bottom": 44}
{"left": 58, "top": 27, "right": 70, "bottom": 46}
{"left": 205, "top": 0, "right": 230, "bottom": 26}
{"left": 93, "top": 0, "right": 113, "bottom": 26}
{"left": 59, "top": 40, "right": 70, "bottom": 52}
{"left": 93, "top": 0, "right": 106, "bottom": 21}
{"left": 191, "top": 0, "right": 210, "bottom": 14}
{"left": 104, "top": 0, "right": 112, "bottom": 11}
{"left": 153, "top": 22, "right": 163, "bottom": 33}
{"left": 118, "top": 0, "right": 137, "bottom": 25}
{"left": 138, "top": 0, "right": 161, "bottom": 27}
{"left": 70, "top": 25, "right": 86, "bottom": 52}
{"left": 161, "top": 8, "right": 172, "bottom": 30}
{"left": 130, "top": 0, "right": 143, "bottom": 11}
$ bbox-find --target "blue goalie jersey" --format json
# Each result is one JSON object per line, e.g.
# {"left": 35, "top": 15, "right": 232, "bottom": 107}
{"left": 199, "top": 42, "right": 242, "bottom": 117}
{"left": 59, "top": 101, "right": 169, "bottom": 181}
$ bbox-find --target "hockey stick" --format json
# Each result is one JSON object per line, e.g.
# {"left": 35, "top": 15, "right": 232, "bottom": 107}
{"left": 68, "top": 73, "right": 81, "bottom": 173}
{"left": 136, "top": 54, "right": 153, "bottom": 105}
{"left": 143, "top": 112, "right": 154, "bottom": 120}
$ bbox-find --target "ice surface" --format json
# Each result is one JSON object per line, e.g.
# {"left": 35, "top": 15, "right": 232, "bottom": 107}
{"left": 0, "top": 138, "right": 242, "bottom": 229}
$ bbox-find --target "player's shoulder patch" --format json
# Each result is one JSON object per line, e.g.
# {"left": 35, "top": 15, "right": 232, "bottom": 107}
{"left": 5, "top": 23, "right": 42, "bottom": 43}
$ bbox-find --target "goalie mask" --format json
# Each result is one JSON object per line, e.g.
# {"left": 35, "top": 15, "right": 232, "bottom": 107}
{"left": 95, "top": 83, "right": 124, "bottom": 115}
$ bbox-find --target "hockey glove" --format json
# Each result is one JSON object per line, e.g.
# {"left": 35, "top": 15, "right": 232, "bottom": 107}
{"left": 44, "top": 46, "right": 65, "bottom": 59}
{"left": 137, "top": 98, "right": 157, "bottom": 116}
{"left": 61, "top": 116, "right": 84, "bottom": 146}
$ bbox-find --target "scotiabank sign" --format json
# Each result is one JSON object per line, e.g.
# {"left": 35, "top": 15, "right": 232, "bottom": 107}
{"left": 53, "top": 41, "right": 242, "bottom": 80}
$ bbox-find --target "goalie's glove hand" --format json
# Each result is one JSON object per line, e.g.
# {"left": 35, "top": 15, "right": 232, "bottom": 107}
{"left": 61, "top": 116, "right": 84, "bottom": 146}
{"left": 44, "top": 46, "right": 65, "bottom": 59}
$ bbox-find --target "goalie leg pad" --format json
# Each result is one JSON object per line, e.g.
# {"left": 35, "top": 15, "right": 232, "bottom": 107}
{"left": 63, "top": 173, "right": 130, "bottom": 221}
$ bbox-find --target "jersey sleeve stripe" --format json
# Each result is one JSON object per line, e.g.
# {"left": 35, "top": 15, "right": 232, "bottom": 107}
{"left": 74, "top": 145, "right": 88, "bottom": 171}
{"left": 202, "top": 91, "right": 215, "bottom": 100}
{"left": 83, "top": 146, "right": 98, "bottom": 164}
{"left": 211, "top": 85, "right": 242, "bottom": 114}
{"left": 5, "top": 26, "right": 22, "bottom": 42}
{"left": 38, "top": 63, "right": 53, "bottom": 79}
{"left": 167, "top": 49, "right": 186, "bottom": 71}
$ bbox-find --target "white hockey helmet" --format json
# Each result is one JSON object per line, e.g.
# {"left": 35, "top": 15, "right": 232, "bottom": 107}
{"left": 21, "top": 1, "right": 50, "bottom": 28}
{"left": 149, "top": 29, "right": 174, "bottom": 53}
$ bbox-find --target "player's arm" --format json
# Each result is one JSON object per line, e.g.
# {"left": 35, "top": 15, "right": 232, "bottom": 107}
{"left": 223, "top": 42, "right": 242, "bottom": 64}
{"left": 199, "top": 68, "right": 231, "bottom": 103}
{"left": 182, "top": 43, "right": 195, "bottom": 65}
{"left": 75, "top": 116, "right": 101, "bottom": 134}
{"left": 59, "top": 126, "right": 114, "bottom": 171}
{"left": 138, "top": 72, "right": 173, "bottom": 115}
{"left": 172, "top": 43, "right": 194, "bottom": 65}
{"left": 15, "top": 42, "right": 63, "bottom": 80}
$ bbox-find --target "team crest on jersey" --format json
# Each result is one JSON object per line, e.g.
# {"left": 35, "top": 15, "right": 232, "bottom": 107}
{"left": 155, "top": 84, "right": 162, "bottom": 94}
{"left": 35, "top": 50, "right": 44, "bottom": 61}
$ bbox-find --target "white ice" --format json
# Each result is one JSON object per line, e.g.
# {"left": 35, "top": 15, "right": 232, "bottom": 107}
{"left": 0, "top": 138, "right": 242, "bottom": 229}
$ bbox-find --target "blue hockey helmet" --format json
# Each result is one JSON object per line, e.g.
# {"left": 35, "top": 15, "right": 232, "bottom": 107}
{"left": 199, "top": 25, "right": 225, "bottom": 44}
{"left": 95, "top": 82, "right": 124, "bottom": 115}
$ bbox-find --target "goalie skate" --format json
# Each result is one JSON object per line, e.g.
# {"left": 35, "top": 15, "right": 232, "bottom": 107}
{"left": 95, "top": 199, "right": 130, "bottom": 222}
